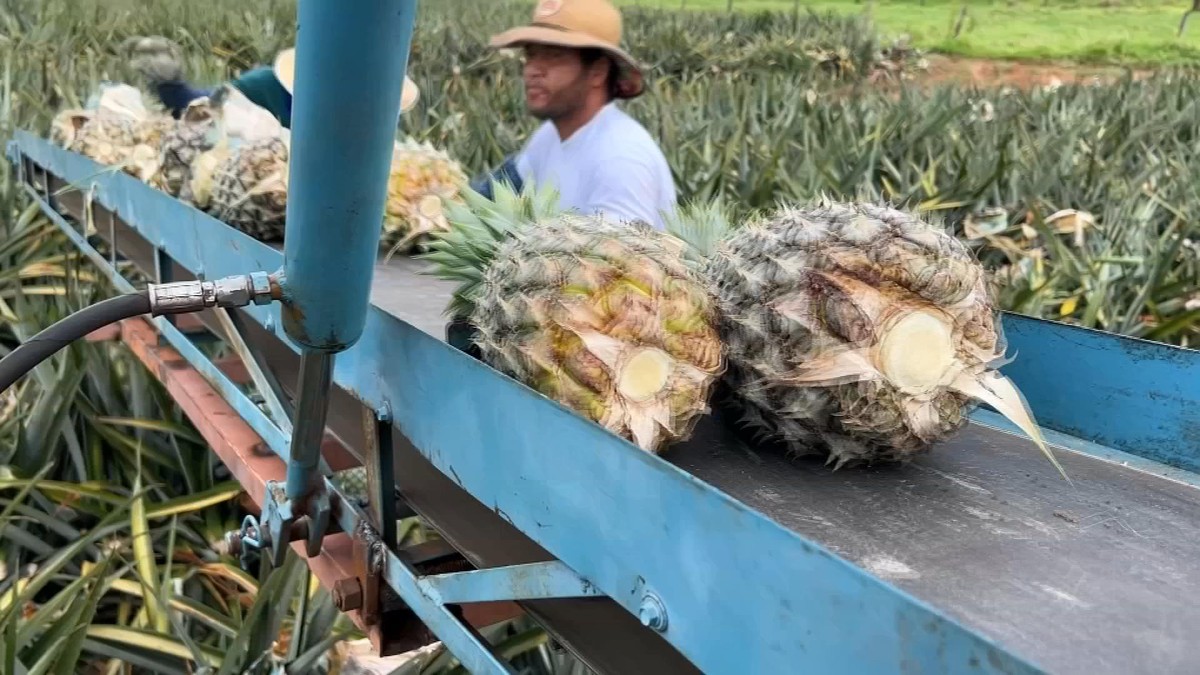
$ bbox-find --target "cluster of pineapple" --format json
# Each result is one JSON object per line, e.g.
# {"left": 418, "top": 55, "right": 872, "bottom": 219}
{"left": 47, "top": 86, "right": 1059, "bottom": 477}
{"left": 49, "top": 83, "right": 467, "bottom": 251}
{"left": 422, "top": 182, "right": 1065, "bottom": 478}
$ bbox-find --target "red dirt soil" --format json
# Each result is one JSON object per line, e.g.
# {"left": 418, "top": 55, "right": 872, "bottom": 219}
{"left": 913, "top": 54, "right": 1153, "bottom": 89}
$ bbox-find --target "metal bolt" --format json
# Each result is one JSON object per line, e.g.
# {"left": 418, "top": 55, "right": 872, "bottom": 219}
{"left": 223, "top": 531, "right": 243, "bottom": 556}
{"left": 638, "top": 593, "right": 668, "bottom": 632}
{"left": 332, "top": 577, "right": 363, "bottom": 611}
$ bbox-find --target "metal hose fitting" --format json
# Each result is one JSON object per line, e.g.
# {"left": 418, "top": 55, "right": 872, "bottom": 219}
{"left": 148, "top": 272, "right": 275, "bottom": 315}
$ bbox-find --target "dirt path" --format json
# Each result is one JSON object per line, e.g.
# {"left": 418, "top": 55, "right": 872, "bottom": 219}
{"left": 912, "top": 54, "right": 1153, "bottom": 89}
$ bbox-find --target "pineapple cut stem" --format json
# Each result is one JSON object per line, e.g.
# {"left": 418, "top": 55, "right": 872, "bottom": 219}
{"left": 877, "top": 310, "right": 957, "bottom": 394}
{"left": 617, "top": 349, "right": 673, "bottom": 403}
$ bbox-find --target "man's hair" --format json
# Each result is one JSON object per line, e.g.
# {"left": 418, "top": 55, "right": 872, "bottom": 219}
{"left": 579, "top": 48, "right": 621, "bottom": 101}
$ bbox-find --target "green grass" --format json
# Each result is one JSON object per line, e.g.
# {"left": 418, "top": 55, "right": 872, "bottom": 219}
{"left": 621, "top": 0, "right": 1200, "bottom": 65}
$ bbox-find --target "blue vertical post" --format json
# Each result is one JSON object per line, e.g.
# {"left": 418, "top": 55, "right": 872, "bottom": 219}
{"left": 280, "top": 0, "right": 418, "bottom": 499}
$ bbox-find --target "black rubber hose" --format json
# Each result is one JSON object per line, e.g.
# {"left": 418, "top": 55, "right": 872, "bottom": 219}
{"left": 0, "top": 291, "right": 152, "bottom": 395}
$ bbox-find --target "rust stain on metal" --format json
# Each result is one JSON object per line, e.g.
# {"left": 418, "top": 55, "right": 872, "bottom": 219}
{"left": 282, "top": 302, "right": 308, "bottom": 342}
{"left": 268, "top": 276, "right": 286, "bottom": 301}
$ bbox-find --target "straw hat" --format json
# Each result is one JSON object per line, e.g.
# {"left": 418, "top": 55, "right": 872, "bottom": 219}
{"left": 489, "top": 0, "right": 645, "bottom": 99}
{"left": 273, "top": 48, "right": 420, "bottom": 112}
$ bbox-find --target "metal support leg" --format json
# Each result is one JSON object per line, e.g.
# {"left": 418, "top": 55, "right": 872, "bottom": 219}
{"left": 364, "top": 406, "right": 397, "bottom": 549}
{"left": 154, "top": 246, "right": 176, "bottom": 342}
{"left": 214, "top": 307, "right": 294, "bottom": 437}
{"left": 286, "top": 352, "right": 334, "bottom": 501}
{"left": 238, "top": 351, "right": 336, "bottom": 565}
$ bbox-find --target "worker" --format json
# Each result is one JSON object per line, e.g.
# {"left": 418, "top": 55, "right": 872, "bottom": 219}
{"left": 122, "top": 36, "right": 420, "bottom": 127}
{"left": 473, "top": 0, "right": 678, "bottom": 231}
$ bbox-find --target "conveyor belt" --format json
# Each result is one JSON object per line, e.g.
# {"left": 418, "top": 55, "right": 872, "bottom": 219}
{"left": 366, "top": 257, "right": 1200, "bottom": 675}
{"left": 52, "top": 191, "right": 1200, "bottom": 675}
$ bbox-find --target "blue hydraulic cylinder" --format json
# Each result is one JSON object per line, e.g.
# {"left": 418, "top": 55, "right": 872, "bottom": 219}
{"left": 280, "top": 0, "right": 418, "bottom": 352}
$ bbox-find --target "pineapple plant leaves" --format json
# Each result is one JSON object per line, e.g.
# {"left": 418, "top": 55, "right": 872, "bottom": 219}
{"left": 420, "top": 179, "right": 565, "bottom": 320}
{"left": 660, "top": 195, "right": 741, "bottom": 264}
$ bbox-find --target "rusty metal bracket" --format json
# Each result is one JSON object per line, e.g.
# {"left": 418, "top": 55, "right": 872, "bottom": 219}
{"left": 362, "top": 405, "right": 398, "bottom": 548}
{"left": 336, "top": 518, "right": 440, "bottom": 656}
{"left": 353, "top": 518, "right": 386, "bottom": 626}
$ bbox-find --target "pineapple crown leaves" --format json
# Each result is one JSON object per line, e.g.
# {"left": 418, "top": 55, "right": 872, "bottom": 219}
{"left": 419, "top": 179, "right": 567, "bottom": 319}
{"left": 661, "top": 195, "right": 741, "bottom": 265}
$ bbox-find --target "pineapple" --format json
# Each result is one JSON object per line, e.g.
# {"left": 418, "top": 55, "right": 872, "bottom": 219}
{"left": 422, "top": 182, "right": 726, "bottom": 454}
{"left": 381, "top": 138, "right": 469, "bottom": 257}
{"left": 205, "top": 135, "right": 290, "bottom": 241}
{"left": 61, "top": 82, "right": 173, "bottom": 182}
{"left": 49, "top": 109, "right": 92, "bottom": 148}
{"left": 177, "top": 84, "right": 284, "bottom": 209}
{"left": 69, "top": 109, "right": 172, "bottom": 181}
{"left": 696, "top": 197, "right": 1063, "bottom": 476}
{"left": 182, "top": 142, "right": 232, "bottom": 210}
{"left": 155, "top": 96, "right": 219, "bottom": 197}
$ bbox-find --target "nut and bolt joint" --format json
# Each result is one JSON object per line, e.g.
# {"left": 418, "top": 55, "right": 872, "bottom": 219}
{"left": 332, "top": 577, "right": 364, "bottom": 611}
{"left": 249, "top": 272, "right": 273, "bottom": 305}
{"left": 148, "top": 273, "right": 277, "bottom": 316}
{"left": 638, "top": 593, "right": 668, "bottom": 632}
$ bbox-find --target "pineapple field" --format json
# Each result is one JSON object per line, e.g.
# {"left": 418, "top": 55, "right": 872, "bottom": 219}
{"left": 13, "top": 0, "right": 1198, "bottom": 346}
{"left": 1, "top": 0, "right": 1199, "bottom": 672}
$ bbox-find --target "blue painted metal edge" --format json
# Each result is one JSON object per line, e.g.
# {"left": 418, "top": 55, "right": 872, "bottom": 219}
{"left": 416, "top": 561, "right": 603, "bottom": 605}
{"left": 9, "top": 132, "right": 1051, "bottom": 674}
{"left": 982, "top": 313, "right": 1200, "bottom": 473}
{"left": 971, "top": 409, "right": 1200, "bottom": 491}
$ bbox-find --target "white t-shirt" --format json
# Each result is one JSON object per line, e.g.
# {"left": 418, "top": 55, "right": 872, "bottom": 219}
{"left": 515, "top": 103, "right": 677, "bottom": 231}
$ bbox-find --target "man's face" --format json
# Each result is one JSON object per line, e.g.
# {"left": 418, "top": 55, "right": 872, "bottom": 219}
{"left": 521, "top": 44, "right": 594, "bottom": 120}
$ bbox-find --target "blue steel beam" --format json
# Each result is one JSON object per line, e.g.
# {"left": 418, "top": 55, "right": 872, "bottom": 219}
{"left": 416, "top": 562, "right": 603, "bottom": 605}
{"left": 983, "top": 316, "right": 1200, "bottom": 473}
